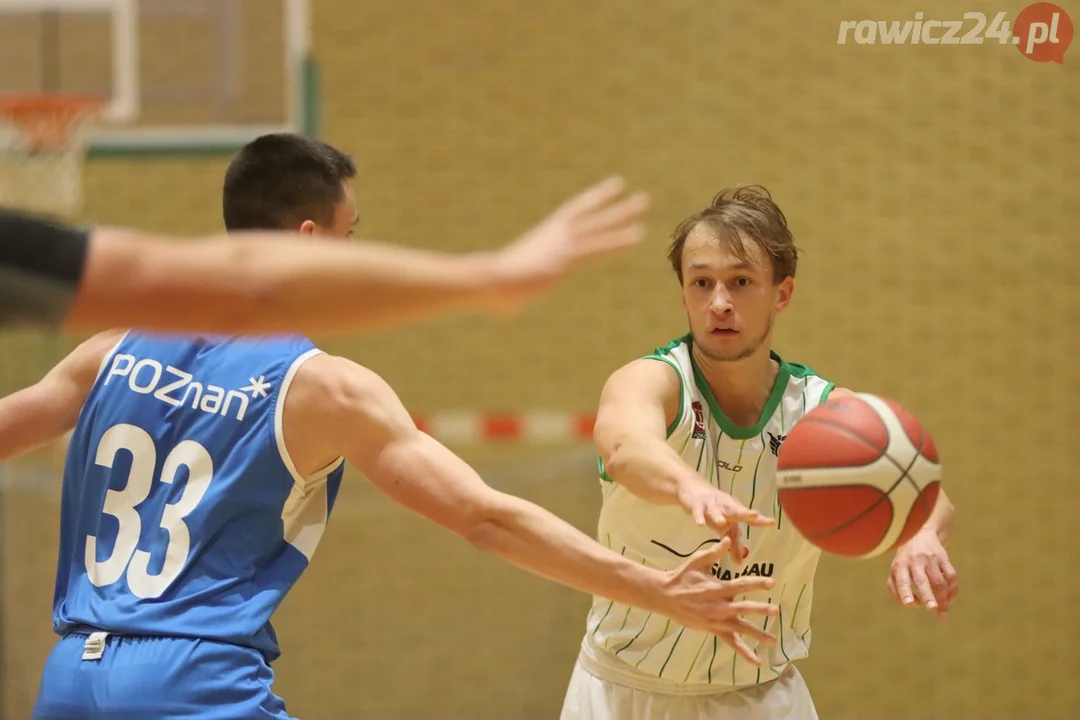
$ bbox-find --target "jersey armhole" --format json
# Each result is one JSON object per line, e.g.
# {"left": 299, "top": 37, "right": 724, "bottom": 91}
{"left": 274, "top": 348, "right": 345, "bottom": 488}
{"left": 641, "top": 354, "right": 687, "bottom": 438}
{"left": 94, "top": 331, "right": 130, "bottom": 381}
{"left": 818, "top": 381, "right": 836, "bottom": 404}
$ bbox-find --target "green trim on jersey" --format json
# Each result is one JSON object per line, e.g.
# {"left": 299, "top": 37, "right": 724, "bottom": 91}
{"left": 598, "top": 334, "right": 830, "bottom": 481}
{"left": 596, "top": 337, "right": 690, "bottom": 484}
{"left": 598, "top": 456, "right": 614, "bottom": 483}
{"left": 819, "top": 381, "right": 837, "bottom": 404}
{"left": 640, "top": 353, "right": 686, "bottom": 438}
{"left": 781, "top": 358, "right": 821, "bottom": 379}
{"left": 691, "top": 350, "right": 792, "bottom": 440}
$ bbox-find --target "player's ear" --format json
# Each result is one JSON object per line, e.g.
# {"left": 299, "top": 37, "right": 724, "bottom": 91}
{"left": 774, "top": 276, "right": 794, "bottom": 313}
{"left": 297, "top": 219, "right": 318, "bottom": 235}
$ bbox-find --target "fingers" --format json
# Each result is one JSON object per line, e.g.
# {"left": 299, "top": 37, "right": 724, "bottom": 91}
{"left": 703, "top": 504, "right": 731, "bottom": 533}
{"left": 684, "top": 537, "right": 732, "bottom": 573}
{"left": 741, "top": 511, "right": 775, "bottom": 527}
{"left": 886, "top": 574, "right": 901, "bottom": 605}
{"left": 909, "top": 564, "right": 937, "bottom": 611}
{"left": 719, "top": 618, "right": 778, "bottom": 645}
{"left": 718, "top": 575, "right": 776, "bottom": 597}
{"left": 568, "top": 224, "right": 647, "bottom": 264}
{"left": 724, "top": 600, "right": 781, "bottom": 618}
{"left": 554, "top": 176, "right": 629, "bottom": 219}
{"left": 936, "top": 558, "right": 959, "bottom": 619}
{"left": 703, "top": 500, "right": 773, "bottom": 537}
{"left": 725, "top": 525, "right": 746, "bottom": 565}
{"left": 941, "top": 558, "right": 960, "bottom": 605}
{"left": 573, "top": 191, "right": 650, "bottom": 238}
{"left": 691, "top": 502, "right": 707, "bottom": 527}
{"left": 718, "top": 632, "right": 762, "bottom": 667}
{"left": 923, "top": 562, "right": 951, "bottom": 619}
{"left": 891, "top": 564, "right": 916, "bottom": 607}
{"left": 718, "top": 504, "right": 774, "bottom": 528}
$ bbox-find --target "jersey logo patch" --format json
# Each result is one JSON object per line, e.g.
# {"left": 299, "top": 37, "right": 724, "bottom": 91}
{"left": 768, "top": 431, "right": 786, "bottom": 456}
{"left": 691, "top": 401, "right": 706, "bottom": 439}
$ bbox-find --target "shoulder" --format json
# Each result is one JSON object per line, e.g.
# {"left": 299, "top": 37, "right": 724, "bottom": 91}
{"left": 284, "top": 353, "right": 397, "bottom": 427}
{"left": 604, "top": 356, "right": 681, "bottom": 398}
{"left": 597, "top": 356, "right": 684, "bottom": 436}
{"left": 278, "top": 352, "right": 405, "bottom": 476}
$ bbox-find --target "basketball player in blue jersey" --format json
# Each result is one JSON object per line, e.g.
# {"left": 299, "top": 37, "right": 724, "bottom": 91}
{"left": 0, "top": 136, "right": 781, "bottom": 720}
{"left": 561, "top": 186, "right": 960, "bottom": 720}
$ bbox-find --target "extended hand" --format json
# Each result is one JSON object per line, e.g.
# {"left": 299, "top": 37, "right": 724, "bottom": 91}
{"left": 657, "top": 538, "right": 779, "bottom": 666}
{"left": 676, "top": 480, "right": 774, "bottom": 562}
{"left": 888, "top": 528, "right": 958, "bottom": 621}
{"left": 486, "top": 176, "right": 649, "bottom": 314}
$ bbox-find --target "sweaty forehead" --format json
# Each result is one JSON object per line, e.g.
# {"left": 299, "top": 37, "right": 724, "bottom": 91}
{"left": 682, "top": 221, "right": 768, "bottom": 271}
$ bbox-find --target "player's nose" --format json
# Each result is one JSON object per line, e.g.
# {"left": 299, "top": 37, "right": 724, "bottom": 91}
{"left": 708, "top": 289, "right": 734, "bottom": 315}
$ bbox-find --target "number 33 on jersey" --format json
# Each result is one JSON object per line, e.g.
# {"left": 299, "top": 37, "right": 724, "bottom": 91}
{"left": 54, "top": 332, "right": 345, "bottom": 662}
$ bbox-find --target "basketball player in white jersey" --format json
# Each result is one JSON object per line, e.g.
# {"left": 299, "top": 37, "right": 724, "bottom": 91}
{"left": 561, "top": 185, "right": 959, "bottom": 719}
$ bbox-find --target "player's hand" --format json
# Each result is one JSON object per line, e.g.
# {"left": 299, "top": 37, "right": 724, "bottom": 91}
{"left": 675, "top": 479, "right": 774, "bottom": 563}
{"left": 484, "top": 176, "right": 649, "bottom": 315}
{"left": 888, "top": 528, "right": 958, "bottom": 621}
{"left": 656, "top": 538, "right": 779, "bottom": 666}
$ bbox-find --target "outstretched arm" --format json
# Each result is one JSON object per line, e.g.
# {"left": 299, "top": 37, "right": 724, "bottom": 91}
{"left": 595, "top": 358, "right": 773, "bottom": 544}
{"left": 0, "top": 330, "right": 124, "bottom": 462}
{"left": 0, "top": 177, "right": 647, "bottom": 335}
{"left": 280, "top": 353, "right": 780, "bottom": 658}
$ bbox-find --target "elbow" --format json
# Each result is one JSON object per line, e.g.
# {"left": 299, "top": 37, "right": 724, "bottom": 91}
{"left": 600, "top": 439, "right": 634, "bottom": 482}
{"left": 461, "top": 516, "right": 503, "bottom": 552}
{"left": 458, "top": 494, "right": 515, "bottom": 551}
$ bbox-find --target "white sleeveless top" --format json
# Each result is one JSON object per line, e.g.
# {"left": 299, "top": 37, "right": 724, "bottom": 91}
{"left": 579, "top": 335, "right": 835, "bottom": 695}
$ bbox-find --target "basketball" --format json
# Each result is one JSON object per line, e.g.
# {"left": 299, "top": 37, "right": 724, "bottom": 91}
{"left": 775, "top": 392, "right": 941, "bottom": 559}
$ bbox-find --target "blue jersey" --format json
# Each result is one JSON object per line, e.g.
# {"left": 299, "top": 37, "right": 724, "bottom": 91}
{"left": 52, "top": 332, "right": 345, "bottom": 662}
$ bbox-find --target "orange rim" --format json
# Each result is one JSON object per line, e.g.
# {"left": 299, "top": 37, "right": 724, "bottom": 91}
{"left": 0, "top": 93, "right": 105, "bottom": 150}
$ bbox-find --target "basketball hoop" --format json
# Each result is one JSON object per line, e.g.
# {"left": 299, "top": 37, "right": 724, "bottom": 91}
{"left": 0, "top": 93, "right": 104, "bottom": 217}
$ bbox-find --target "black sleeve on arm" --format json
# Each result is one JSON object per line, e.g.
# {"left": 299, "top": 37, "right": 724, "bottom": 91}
{"left": 0, "top": 207, "right": 91, "bottom": 328}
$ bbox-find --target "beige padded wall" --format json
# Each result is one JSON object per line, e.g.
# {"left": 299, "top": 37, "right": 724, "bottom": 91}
{"left": 2, "top": 0, "right": 1078, "bottom": 717}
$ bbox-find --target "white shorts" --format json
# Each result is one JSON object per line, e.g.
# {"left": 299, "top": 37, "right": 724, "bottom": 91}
{"left": 559, "top": 658, "right": 819, "bottom": 720}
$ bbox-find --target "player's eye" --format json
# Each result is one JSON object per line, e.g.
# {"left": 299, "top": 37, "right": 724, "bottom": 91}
{"left": 692, "top": 278, "right": 709, "bottom": 288}
{"left": 734, "top": 276, "right": 751, "bottom": 287}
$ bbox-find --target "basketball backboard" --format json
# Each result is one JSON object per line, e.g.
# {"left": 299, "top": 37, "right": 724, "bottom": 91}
{"left": 0, "top": 0, "right": 316, "bottom": 156}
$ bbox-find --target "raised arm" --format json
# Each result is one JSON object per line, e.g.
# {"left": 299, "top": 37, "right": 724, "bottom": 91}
{"left": 0, "top": 177, "right": 647, "bottom": 335}
{"left": 0, "top": 329, "right": 124, "bottom": 462}
{"left": 280, "top": 353, "right": 781, "bottom": 661}
{"left": 596, "top": 358, "right": 773, "bottom": 539}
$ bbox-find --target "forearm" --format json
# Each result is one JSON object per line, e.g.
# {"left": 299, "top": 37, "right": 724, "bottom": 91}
{"left": 602, "top": 433, "right": 707, "bottom": 505}
{"left": 364, "top": 430, "right": 669, "bottom": 612}
{"left": 65, "top": 229, "right": 502, "bottom": 335}
{"left": 471, "top": 493, "right": 667, "bottom": 610}
{"left": 921, "top": 489, "right": 955, "bottom": 545}
{"left": 0, "top": 388, "right": 72, "bottom": 462}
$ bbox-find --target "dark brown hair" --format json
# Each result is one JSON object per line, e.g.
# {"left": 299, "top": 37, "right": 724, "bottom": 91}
{"left": 223, "top": 133, "right": 357, "bottom": 231}
{"left": 668, "top": 184, "right": 798, "bottom": 284}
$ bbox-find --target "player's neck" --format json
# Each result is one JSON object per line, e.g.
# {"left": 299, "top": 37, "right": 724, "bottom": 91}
{"left": 691, "top": 344, "right": 779, "bottom": 429}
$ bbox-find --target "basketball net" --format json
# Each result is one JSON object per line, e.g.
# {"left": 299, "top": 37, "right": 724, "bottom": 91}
{"left": 0, "top": 94, "right": 104, "bottom": 218}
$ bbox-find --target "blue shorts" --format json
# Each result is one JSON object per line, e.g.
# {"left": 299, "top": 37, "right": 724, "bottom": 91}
{"left": 32, "top": 629, "right": 294, "bottom": 720}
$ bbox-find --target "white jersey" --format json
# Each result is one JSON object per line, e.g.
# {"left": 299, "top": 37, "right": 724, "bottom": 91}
{"left": 580, "top": 335, "right": 835, "bottom": 695}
